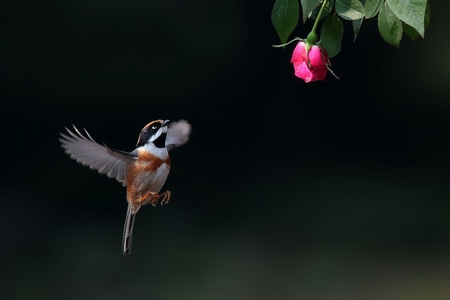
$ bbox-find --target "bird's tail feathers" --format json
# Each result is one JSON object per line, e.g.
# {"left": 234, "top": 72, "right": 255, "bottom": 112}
{"left": 122, "top": 204, "right": 137, "bottom": 256}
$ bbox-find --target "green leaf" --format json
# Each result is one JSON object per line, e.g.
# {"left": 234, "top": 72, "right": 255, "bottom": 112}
{"left": 336, "top": 0, "right": 365, "bottom": 20}
{"left": 320, "top": 13, "right": 344, "bottom": 58}
{"left": 403, "top": 3, "right": 430, "bottom": 41}
{"left": 403, "top": 2, "right": 430, "bottom": 41}
{"left": 271, "top": 0, "right": 300, "bottom": 44}
{"left": 424, "top": 2, "right": 431, "bottom": 31}
{"left": 352, "top": 18, "right": 363, "bottom": 41}
{"left": 403, "top": 22, "right": 420, "bottom": 41}
{"left": 310, "top": 0, "right": 334, "bottom": 20}
{"left": 386, "top": 0, "right": 427, "bottom": 37}
{"left": 301, "top": 0, "right": 322, "bottom": 22}
{"left": 364, "top": 0, "right": 383, "bottom": 19}
{"left": 378, "top": 2, "right": 403, "bottom": 47}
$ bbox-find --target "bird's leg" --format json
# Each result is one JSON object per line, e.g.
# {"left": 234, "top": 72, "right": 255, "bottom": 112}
{"left": 137, "top": 192, "right": 158, "bottom": 206}
{"left": 139, "top": 190, "right": 171, "bottom": 207}
{"left": 159, "top": 190, "right": 171, "bottom": 206}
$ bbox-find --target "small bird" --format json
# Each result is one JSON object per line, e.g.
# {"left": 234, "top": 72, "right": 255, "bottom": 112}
{"left": 59, "top": 119, "right": 191, "bottom": 255}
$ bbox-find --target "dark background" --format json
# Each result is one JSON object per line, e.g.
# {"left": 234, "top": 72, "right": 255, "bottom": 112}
{"left": 2, "top": 1, "right": 450, "bottom": 299}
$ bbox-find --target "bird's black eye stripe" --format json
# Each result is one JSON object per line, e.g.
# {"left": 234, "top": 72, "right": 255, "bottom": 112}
{"left": 146, "top": 123, "right": 161, "bottom": 133}
{"left": 136, "top": 122, "right": 162, "bottom": 147}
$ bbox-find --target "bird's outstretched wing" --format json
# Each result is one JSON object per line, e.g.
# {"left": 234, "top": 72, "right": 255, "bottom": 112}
{"left": 59, "top": 126, "right": 136, "bottom": 186}
{"left": 166, "top": 120, "right": 191, "bottom": 151}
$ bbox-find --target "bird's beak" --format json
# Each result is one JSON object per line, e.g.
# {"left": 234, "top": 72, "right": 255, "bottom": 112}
{"left": 162, "top": 120, "right": 170, "bottom": 127}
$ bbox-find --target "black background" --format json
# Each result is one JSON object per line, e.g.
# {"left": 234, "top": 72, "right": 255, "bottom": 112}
{"left": 2, "top": 1, "right": 450, "bottom": 299}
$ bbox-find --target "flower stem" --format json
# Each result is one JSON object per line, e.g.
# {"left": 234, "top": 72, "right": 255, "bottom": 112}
{"left": 311, "top": 0, "right": 328, "bottom": 34}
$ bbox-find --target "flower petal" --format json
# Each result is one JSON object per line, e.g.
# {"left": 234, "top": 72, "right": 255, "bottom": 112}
{"left": 308, "top": 45, "right": 324, "bottom": 68}
{"left": 313, "top": 66, "right": 328, "bottom": 81}
{"left": 291, "top": 41, "right": 306, "bottom": 63}
{"left": 293, "top": 61, "right": 314, "bottom": 83}
{"left": 291, "top": 42, "right": 329, "bottom": 82}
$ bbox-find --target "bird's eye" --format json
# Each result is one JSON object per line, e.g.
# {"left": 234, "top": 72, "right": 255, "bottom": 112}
{"left": 151, "top": 125, "right": 157, "bottom": 130}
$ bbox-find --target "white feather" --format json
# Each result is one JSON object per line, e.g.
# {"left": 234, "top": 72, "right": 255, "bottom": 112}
{"left": 165, "top": 120, "right": 191, "bottom": 150}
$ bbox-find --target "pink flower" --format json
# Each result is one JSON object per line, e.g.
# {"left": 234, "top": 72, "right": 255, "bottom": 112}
{"left": 291, "top": 41, "right": 328, "bottom": 83}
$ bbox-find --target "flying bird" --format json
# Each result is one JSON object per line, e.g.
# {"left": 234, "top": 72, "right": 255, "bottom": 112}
{"left": 59, "top": 119, "right": 191, "bottom": 255}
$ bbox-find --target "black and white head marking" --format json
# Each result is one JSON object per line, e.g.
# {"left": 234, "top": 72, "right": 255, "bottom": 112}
{"left": 136, "top": 119, "right": 169, "bottom": 148}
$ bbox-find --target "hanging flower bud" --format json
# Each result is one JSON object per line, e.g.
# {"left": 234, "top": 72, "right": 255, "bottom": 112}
{"left": 290, "top": 41, "right": 329, "bottom": 83}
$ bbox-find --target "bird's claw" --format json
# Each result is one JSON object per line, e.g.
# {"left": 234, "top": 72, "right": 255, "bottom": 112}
{"left": 160, "top": 190, "right": 171, "bottom": 206}
{"left": 145, "top": 190, "right": 171, "bottom": 207}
